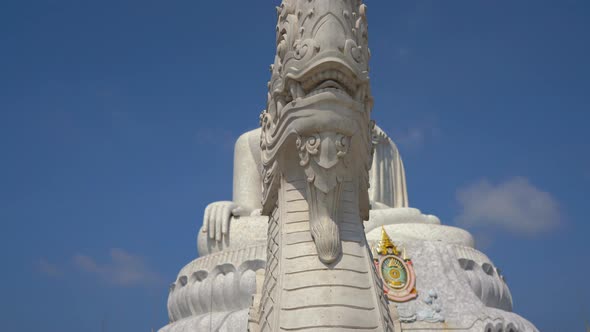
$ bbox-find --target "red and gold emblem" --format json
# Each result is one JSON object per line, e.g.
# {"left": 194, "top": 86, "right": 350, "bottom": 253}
{"left": 373, "top": 227, "right": 417, "bottom": 302}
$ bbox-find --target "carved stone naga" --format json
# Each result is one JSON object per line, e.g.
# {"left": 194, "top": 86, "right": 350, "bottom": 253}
{"left": 251, "top": 0, "right": 396, "bottom": 330}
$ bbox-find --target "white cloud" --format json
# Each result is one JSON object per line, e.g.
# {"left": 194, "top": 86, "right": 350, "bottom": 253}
{"left": 394, "top": 122, "right": 441, "bottom": 150}
{"left": 74, "top": 248, "right": 163, "bottom": 288}
{"left": 37, "top": 258, "right": 63, "bottom": 278}
{"left": 396, "top": 127, "right": 426, "bottom": 148}
{"left": 195, "top": 127, "right": 236, "bottom": 150}
{"left": 455, "top": 177, "right": 560, "bottom": 235}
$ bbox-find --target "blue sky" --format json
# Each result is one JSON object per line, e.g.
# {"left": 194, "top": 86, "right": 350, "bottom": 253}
{"left": 1, "top": 1, "right": 589, "bottom": 331}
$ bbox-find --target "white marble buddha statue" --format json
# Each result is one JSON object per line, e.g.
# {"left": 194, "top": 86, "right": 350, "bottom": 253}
{"left": 163, "top": 122, "right": 534, "bottom": 332}
{"left": 198, "top": 124, "right": 447, "bottom": 257}
{"left": 161, "top": 1, "right": 537, "bottom": 329}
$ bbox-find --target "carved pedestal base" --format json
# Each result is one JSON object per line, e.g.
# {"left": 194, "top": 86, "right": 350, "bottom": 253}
{"left": 161, "top": 215, "right": 539, "bottom": 332}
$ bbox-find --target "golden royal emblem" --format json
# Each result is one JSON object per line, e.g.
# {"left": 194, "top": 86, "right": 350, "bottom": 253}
{"left": 373, "top": 227, "right": 417, "bottom": 302}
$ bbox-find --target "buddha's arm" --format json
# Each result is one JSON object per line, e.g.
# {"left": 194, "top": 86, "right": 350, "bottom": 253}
{"left": 232, "top": 129, "right": 263, "bottom": 213}
{"left": 202, "top": 129, "right": 262, "bottom": 241}
{"left": 369, "top": 125, "right": 409, "bottom": 209}
{"left": 202, "top": 125, "right": 415, "bottom": 240}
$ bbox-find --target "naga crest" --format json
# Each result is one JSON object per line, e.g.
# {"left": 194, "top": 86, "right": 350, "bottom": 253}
{"left": 260, "top": 0, "right": 374, "bottom": 264}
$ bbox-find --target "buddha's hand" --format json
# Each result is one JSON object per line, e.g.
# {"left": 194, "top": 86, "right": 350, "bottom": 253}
{"left": 202, "top": 201, "right": 242, "bottom": 242}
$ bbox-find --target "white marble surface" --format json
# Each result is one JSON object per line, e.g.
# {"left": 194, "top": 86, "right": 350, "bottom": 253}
{"left": 370, "top": 125, "right": 409, "bottom": 208}
{"left": 160, "top": 309, "right": 249, "bottom": 332}
{"left": 197, "top": 216, "right": 267, "bottom": 257}
{"left": 365, "top": 207, "right": 441, "bottom": 233}
{"left": 366, "top": 222, "right": 475, "bottom": 248}
{"left": 387, "top": 240, "right": 537, "bottom": 332}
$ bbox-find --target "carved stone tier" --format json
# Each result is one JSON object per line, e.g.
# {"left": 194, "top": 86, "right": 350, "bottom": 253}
{"left": 366, "top": 222, "right": 475, "bottom": 248}
{"left": 162, "top": 217, "right": 268, "bottom": 332}
{"left": 366, "top": 207, "right": 441, "bottom": 231}
{"left": 163, "top": 211, "right": 537, "bottom": 331}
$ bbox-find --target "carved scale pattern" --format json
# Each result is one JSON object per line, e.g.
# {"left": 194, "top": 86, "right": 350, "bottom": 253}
{"left": 255, "top": 173, "right": 395, "bottom": 331}
{"left": 258, "top": 203, "right": 281, "bottom": 331}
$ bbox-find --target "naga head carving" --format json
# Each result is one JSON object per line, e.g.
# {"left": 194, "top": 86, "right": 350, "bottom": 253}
{"left": 260, "top": 0, "right": 374, "bottom": 264}
{"left": 266, "top": 0, "right": 372, "bottom": 121}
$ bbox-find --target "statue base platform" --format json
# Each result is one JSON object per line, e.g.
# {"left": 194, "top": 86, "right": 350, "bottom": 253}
{"left": 161, "top": 210, "right": 538, "bottom": 332}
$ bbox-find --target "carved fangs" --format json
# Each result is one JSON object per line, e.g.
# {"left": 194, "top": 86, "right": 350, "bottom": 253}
{"left": 281, "top": 68, "right": 369, "bottom": 104}
{"left": 289, "top": 81, "right": 305, "bottom": 100}
{"left": 301, "top": 69, "right": 356, "bottom": 96}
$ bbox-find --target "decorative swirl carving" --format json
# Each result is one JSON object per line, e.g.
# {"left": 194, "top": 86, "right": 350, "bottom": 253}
{"left": 335, "top": 134, "right": 350, "bottom": 158}
{"left": 296, "top": 134, "right": 320, "bottom": 166}
{"left": 295, "top": 132, "right": 353, "bottom": 264}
